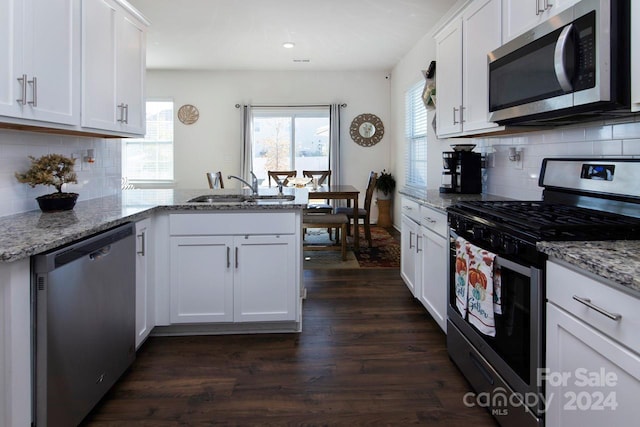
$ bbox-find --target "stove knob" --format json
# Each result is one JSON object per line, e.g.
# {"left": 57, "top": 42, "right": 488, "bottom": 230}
{"left": 473, "top": 225, "right": 487, "bottom": 240}
{"left": 503, "top": 238, "right": 519, "bottom": 255}
{"left": 490, "top": 232, "right": 501, "bottom": 249}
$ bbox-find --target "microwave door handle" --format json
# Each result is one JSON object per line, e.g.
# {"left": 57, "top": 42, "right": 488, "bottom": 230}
{"left": 554, "top": 24, "right": 575, "bottom": 92}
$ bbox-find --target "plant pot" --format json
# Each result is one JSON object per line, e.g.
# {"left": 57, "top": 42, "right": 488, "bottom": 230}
{"left": 36, "top": 192, "right": 79, "bottom": 212}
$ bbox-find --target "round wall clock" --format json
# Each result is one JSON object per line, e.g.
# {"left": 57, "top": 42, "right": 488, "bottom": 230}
{"left": 177, "top": 104, "right": 199, "bottom": 125}
{"left": 349, "top": 113, "right": 384, "bottom": 147}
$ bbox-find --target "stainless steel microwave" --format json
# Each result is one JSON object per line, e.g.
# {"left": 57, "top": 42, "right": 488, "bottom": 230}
{"left": 488, "top": 0, "right": 630, "bottom": 126}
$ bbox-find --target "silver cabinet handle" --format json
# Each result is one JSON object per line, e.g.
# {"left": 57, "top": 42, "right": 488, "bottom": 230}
{"left": 235, "top": 247, "right": 239, "bottom": 269}
{"left": 226, "top": 246, "right": 230, "bottom": 268}
{"left": 416, "top": 235, "right": 422, "bottom": 253}
{"left": 116, "top": 103, "right": 125, "bottom": 122}
{"left": 554, "top": 24, "right": 575, "bottom": 92}
{"left": 424, "top": 217, "right": 437, "bottom": 224}
{"left": 544, "top": 0, "right": 552, "bottom": 11}
{"left": 572, "top": 295, "right": 622, "bottom": 321}
{"left": 453, "top": 107, "right": 459, "bottom": 125}
{"left": 123, "top": 103, "right": 129, "bottom": 124}
{"left": 409, "top": 231, "right": 414, "bottom": 249}
{"left": 403, "top": 205, "right": 413, "bottom": 211}
{"left": 28, "top": 76, "right": 37, "bottom": 106}
{"left": 460, "top": 105, "right": 465, "bottom": 123}
{"left": 136, "top": 231, "right": 146, "bottom": 256}
{"left": 16, "top": 74, "right": 27, "bottom": 105}
{"left": 536, "top": 0, "right": 544, "bottom": 15}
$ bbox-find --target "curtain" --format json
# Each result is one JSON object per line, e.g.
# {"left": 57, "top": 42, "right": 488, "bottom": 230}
{"left": 329, "top": 104, "right": 341, "bottom": 185}
{"left": 240, "top": 105, "right": 253, "bottom": 181}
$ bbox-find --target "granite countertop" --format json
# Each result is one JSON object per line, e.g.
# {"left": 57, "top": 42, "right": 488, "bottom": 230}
{"left": 538, "top": 240, "right": 640, "bottom": 295}
{"left": 0, "top": 188, "right": 308, "bottom": 263}
{"left": 399, "top": 188, "right": 511, "bottom": 212}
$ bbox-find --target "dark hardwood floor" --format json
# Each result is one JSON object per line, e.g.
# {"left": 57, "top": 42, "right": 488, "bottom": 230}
{"left": 84, "top": 268, "right": 497, "bottom": 426}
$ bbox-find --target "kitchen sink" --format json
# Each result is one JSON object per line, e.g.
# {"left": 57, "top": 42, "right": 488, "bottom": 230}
{"left": 187, "top": 195, "right": 247, "bottom": 203}
{"left": 187, "top": 194, "right": 296, "bottom": 203}
{"left": 246, "top": 194, "right": 296, "bottom": 202}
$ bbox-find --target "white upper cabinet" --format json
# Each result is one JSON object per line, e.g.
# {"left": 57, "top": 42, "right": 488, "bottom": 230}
{"left": 0, "top": 0, "right": 79, "bottom": 125}
{"left": 435, "top": 0, "right": 502, "bottom": 138}
{"left": 502, "top": 0, "right": 579, "bottom": 43}
{"left": 82, "top": 0, "right": 148, "bottom": 136}
{"left": 632, "top": 0, "right": 640, "bottom": 112}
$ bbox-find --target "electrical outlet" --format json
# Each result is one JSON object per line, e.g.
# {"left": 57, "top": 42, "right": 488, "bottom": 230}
{"left": 514, "top": 148, "right": 523, "bottom": 170}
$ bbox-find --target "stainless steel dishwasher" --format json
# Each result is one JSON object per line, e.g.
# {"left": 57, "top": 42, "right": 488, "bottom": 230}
{"left": 32, "top": 222, "right": 136, "bottom": 427}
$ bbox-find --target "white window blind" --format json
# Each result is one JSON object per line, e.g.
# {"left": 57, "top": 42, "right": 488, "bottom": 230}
{"left": 405, "top": 81, "right": 428, "bottom": 188}
{"left": 123, "top": 101, "right": 174, "bottom": 184}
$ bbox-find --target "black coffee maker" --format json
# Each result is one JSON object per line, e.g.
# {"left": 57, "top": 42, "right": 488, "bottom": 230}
{"left": 439, "top": 146, "right": 482, "bottom": 194}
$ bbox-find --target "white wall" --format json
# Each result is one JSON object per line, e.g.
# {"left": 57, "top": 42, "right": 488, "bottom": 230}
{"left": 146, "top": 70, "right": 392, "bottom": 215}
{"left": 0, "top": 129, "right": 121, "bottom": 216}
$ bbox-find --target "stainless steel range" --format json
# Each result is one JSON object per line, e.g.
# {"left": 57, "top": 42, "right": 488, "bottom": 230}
{"left": 446, "top": 158, "right": 640, "bottom": 427}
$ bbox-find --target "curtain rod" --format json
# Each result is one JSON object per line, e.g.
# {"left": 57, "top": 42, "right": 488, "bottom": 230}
{"left": 235, "top": 103, "right": 346, "bottom": 108}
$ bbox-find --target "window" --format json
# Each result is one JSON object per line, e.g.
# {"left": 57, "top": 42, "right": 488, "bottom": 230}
{"left": 122, "top": 101, "right": 174, "bottom": 184}
{"left": 252, "top": 107, "right": 330, "bottom": 185}
{"left": 405, "top": 82, "right": 428, "bottom": 188}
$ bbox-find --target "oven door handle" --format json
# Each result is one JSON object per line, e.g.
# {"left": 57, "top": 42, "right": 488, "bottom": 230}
{"left": 450, "top": 229, "right": 533, "bottom": 277}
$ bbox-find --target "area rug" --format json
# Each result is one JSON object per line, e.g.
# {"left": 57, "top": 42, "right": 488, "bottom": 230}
{"left": 303, "top": 225, "right": 400, "bottom": 269}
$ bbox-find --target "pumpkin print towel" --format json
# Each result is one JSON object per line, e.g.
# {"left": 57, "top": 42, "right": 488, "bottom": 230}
{"left": 454, "top": 237, "right": 470, "bottom": 317}
{"left": 454, "top": 236, "right": 498, "bottom": 337}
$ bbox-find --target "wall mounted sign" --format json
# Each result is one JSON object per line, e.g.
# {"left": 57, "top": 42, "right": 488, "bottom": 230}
{"left": 349, "top": 113, "right": 384, "bottom": 147}
{"left": 177, "top": 104, "right": 199, "bottom": 125}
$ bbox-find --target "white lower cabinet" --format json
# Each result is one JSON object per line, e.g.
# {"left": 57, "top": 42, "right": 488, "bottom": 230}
{"left": 400, "top": 213, "right": 421, "bottom": 297}
{"left": 135, "top": 218, "right": 154, "bottom": 348}
{"left": 167, "top": 212, "right": 300, "bottom": 325}
{"left": 546, "top": 261, "right": 640, "bottom": 426}
{"left": 419, "top": 206, "right": 448, "bottom": 332}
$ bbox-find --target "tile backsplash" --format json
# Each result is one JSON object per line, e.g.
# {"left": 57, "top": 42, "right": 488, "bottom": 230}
{"left": 0, "top": 129, "right": 121, "bottom": 217}
{"left": 474, "top": 118, "right": 640, "bottom": 200}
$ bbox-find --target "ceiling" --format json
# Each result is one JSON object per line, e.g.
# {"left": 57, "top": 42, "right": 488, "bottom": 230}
{"left": 128, "top": 0, "right": 457, "bottom": 71}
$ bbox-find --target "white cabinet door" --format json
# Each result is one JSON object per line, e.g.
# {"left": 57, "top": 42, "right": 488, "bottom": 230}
{"left": 234, "top": 234, "right": 297, "bottom": 322}
{"left": 461, "top": 0, "right": 501, "bottom": 133}
{"left": 546, "top": 304, "right": 640, "bottom": 426}
{"left": 116, "top": 11, "right": 146, "bottom": 134}
{"left": 632, "top": 0, "right": 640, "bottom": 112}
{"left": 435, "top": 17, "right": 463, "bottom": 137}
{"left": 401, "top": 214, "right": 420, "bottom": 297}
{"left": 170, "top": 236, "right": 234, "bottom": 323}
{"left": 0, "top": 0, "right": 79, "bottom": 124}
{"left": 81, "top": 0, "right": 118, "bottom": 131}
{"left": 502, "top": 0, "right": 579, "bottom": 43}
{"left": 0, "top": 0, "right": 23, "bottom": 118}
{"left": 135, "top": 218, "right": 154, "bottom": 349}
{"left": 82, "top": 0, "right": 147, "bottom": 135}
{"left": 420, "top": 227, "right": 447, "bottom": 332}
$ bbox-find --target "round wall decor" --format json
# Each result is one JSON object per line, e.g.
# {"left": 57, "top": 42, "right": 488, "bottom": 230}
{"left": 349, "top": 113, "right": 384, "bottom": 147}
{"left": 177, "top": 104, "right": 199, "bottom": 125}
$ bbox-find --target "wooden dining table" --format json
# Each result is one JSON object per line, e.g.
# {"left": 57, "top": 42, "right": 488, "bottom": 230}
{"left": 308, "top": 184, "right": 361, "bottom": 250}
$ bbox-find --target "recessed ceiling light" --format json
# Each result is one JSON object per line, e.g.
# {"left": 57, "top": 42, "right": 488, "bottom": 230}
{"left": 282, "top": 42, "right": 295, "bottom": 49}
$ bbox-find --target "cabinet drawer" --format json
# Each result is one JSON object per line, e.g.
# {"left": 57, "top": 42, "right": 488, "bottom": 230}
{"left": 547, "top": 261, "right": 640, "bottom": 352}
{"left": 170, "top": 212, "right": 296, "bottom": 236}
{"left": 401, "top": 197, "right": 421, "bottom": 223}
{"left": 420, "top": 205, "right": 447, "bottom": 237}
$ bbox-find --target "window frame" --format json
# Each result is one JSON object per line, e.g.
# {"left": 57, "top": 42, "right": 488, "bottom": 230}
{"left": 404, "top": 81, "right": 428, "bottom": 189}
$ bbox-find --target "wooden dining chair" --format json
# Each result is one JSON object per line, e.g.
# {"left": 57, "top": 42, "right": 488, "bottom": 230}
{"left": 335, "top": 171, "right": 377, "bottom": 248}
{"left": 268, "top": 170, "right": 297, "bottom": 187}
{"left": 302, "top": 170, "right": 334, "bottom": 238}
{"left": 206, "top": 172, "right": 224, "bottom": 189}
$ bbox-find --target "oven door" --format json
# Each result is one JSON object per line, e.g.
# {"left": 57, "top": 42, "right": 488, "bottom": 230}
{"left": 447, "top": 230, "right": 544, "bottom": 413}
{"left": 488, "top": 0, "right": 606, "bottom": 125}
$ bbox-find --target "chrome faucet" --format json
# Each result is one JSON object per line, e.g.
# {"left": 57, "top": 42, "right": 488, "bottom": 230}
{"left": 227, "top": 171, "right": 259, "bottom": 196}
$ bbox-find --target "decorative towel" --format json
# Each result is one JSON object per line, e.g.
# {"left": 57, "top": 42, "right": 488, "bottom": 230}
{"left": 493, "top": 266, "right": 502, "bottom": 315}
{"left": 466, "top": 242, "right": 497, "bottom": 337}
{"left": 454, "top": 237, "right": 470, "bottom": 317}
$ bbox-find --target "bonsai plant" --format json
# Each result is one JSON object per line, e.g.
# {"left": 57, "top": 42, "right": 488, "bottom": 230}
{"left": 15, "top": 154, "right": 79, "bottom": 212}
{"left": 375, "top": 169, "right": 396, "bottom": 199}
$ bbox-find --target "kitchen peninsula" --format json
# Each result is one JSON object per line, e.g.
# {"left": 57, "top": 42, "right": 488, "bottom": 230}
{"left": 0, "top": 187, "right": 307, "bottom": 426}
